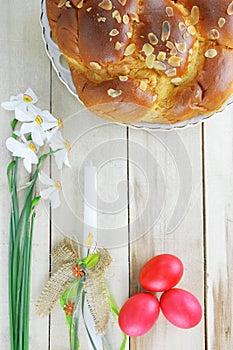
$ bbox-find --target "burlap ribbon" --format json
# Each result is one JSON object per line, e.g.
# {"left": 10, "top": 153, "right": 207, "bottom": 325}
{"left": 36, "top": 238, "right": 112, "bottom": 334}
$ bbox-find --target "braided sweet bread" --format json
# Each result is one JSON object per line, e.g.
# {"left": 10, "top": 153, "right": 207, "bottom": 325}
{"left": 46, "top": 0, "right": 233, "bottom": 124}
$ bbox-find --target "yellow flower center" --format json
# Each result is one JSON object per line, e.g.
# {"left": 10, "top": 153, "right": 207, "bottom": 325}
{"left": 35, "top": 115, "right": 43, "bottom": 124}
{"left": 23, "top": 94, "right": 33, "bottom": 103}
{"left": 58, "top": 118, "right": 63, "bottom": 128}
{"left": 64, "top": 140, "right": 71, "bottom": 151}
{"left": 28, "top": 141, "right": 37, "bottom": 152}
{"left": 55, "top": 181, "right": 62, "bottom": 190}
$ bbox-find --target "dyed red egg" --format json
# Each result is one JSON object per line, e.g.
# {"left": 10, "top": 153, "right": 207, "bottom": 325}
{"left": 118, "top": 292, "right": 160, "bottom": 336}
{"left": 140, "top": 254, "right": 184, "bottom": 292}
{"left": 160, "top": 288, "right": 202, "bottom": 329}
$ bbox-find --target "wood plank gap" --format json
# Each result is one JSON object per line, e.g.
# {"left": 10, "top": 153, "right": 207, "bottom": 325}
{"left": 126, "top": 126, "right": 131, "bottom": 349}
{"left": 48, "top": 205, "right": 52, "bottom": 350}
{"left": 50, "top": 64, "right": 53, "bottom": 114}
{"left": 48, "top": 63, "right": 53, "bottom": 350}
{"left": 202, "top": 123, "right": 208, "bottom": 350}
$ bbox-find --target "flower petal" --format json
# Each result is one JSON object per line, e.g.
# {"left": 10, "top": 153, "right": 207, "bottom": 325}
{"left": 40, "top": 186, "right": 56, "bottom": 200}
{"left": 28, "top": 104, "right": 41, "bottom": 113}
{"left": 54, "top": 149, "right": 66, "bottom": 169}
{"left": 23, "top": 151, "right": 38, "bottom": 173}
{"left": 23, "top": 156, "right": 32, "bottom": 173}
{"left": 15, "top": 108, "right": 34, "bottom": 122}
{"left": 1, "top": 100, "right": 21, "bottom": 111}
{"left": 42, "top": 111, "right": 58, "bottom": 131}
{"left": 49, "top": 130, "right": 65, "bottom": 145}
{"left": 20, "top": 122, "right": 36, "bottom": 135}
{"left": 10, "top": 93, "right": 23, "bottom": 101}
{"left": 50, "top": 190, "right": 61, "bottom": 209}
{"left": 46, "top": 127, "right": 60, "bottom": 142}
{"left": 63, "top": 153, "right": 71, "bottom": 168}
{"left": 39, "top": 171, "right": 55, "bottom": 186}
{"left": 5, "top": 137, "right": 28, "bottom": 158}
{"left": 31, "top": 126, "right": 45, "bottom": 146}
{"left": 29, "top": 151, "right": 39, "bottom": 165}
{"left": 42, "top": 110, "right": 57, "bottom": 122}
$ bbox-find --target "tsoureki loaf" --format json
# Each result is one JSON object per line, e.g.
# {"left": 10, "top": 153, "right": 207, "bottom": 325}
{"left": 46, "top": 0, "right": 233, "bottom": 124}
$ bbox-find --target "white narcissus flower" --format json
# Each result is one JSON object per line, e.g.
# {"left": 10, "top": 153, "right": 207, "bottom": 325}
{"left": 6, "top": 137, "right": 39, "bottom": 173}
{"left": 48, "top": 131, "right": 71, "bottom": 170}
{"left": 39, "top": 171, "right": 62, "bottom": 209}
{"left": 15, "top": 108, "right": 61, "bottom": 147}
{"left": 15, "top": 108, "right": 46, "bottom": 146}
{"left": 1, "top": 88, "right": 38, "bottom": 112}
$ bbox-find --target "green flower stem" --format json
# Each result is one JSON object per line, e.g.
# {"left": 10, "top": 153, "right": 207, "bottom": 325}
{"left": 18, "top": 198, "right": 34, "bottom": 350}
{"left": 7, "top": 150, "right": 55, "bottom": 350}
{"left": 81, "top": 291, "right": 98, "bottom": 350}
{"left": 109, "top": 295, "right": 128, "bottom": 350}
{"left": 24, "top": 212, "right": 35, "bottom": 350}
{"left": 60, "top": 281, "right": 81, "bottom": 350}
{"left": 11, "top": 159, "right": 19, "bottom": 336}
{"left": 71, "top": 278, "right": 84, "bottom": 350}
{"left": 14, "top": 174, "right": 35, "bottom": 350}
{"left": 120, "top": 334, "right": 128, "bottom": 350}
{"left": 8, "top": 213, "right": 15, "bottom": 350}
{"left": 9, "top": 159, "right": 21, "bottom": 349}
{"left": 12, "top": 158, "right": 19, "bottom": 238}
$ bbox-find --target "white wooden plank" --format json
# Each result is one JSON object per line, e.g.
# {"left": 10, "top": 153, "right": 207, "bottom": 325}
{"left": 0, "top": 1, "right": 51, "bottom": 348}
{"left": 128, "top": 126, "right": 205, "bottom": 349}
{"left": 50, "top": 74, "right": 129, "bottom": 349}
{"left": 204, "top": 106, "right": 233, "bottom": 350}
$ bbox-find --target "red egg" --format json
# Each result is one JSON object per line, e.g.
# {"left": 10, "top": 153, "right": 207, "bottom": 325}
{"left": 160, "top": 288, "right": 202, "bottom": 329}
{"left": 118, "top": 292, "right": 160, "bottom": 336}
{"left": 139, "top": 254, "right": 184, "bottom": 292}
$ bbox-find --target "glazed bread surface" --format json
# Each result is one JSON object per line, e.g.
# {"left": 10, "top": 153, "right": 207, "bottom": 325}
{"left": 46, "top": 0, "right": 233, "bottom": 124}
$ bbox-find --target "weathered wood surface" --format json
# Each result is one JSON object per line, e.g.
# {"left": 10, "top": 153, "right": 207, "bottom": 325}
{"left": 204, "top": 109, "right": 233, "bottom": 350}
{"left": 0, "top": 1, "right": 233, "bottom": 349}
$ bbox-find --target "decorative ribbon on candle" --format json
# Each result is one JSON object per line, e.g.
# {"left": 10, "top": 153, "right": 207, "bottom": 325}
{"left": 36, "top": 237, "right": 112, "bottom": 335}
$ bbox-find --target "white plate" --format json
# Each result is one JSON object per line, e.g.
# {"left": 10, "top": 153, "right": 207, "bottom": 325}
{"left": 40, "top": 0, "right": 233, "bottom": 131}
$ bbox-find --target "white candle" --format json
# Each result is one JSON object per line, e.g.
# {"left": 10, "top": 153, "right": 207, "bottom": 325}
{"left": 83, "top": 166, "right": 97, "bottom": 246}
{"left": 83, "top": 166, "right": 103, "bottom": 350}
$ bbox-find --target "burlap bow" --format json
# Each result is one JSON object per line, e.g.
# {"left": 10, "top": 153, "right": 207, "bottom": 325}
{"left": 36, "top": 237, "right": 112, "bottom": 334}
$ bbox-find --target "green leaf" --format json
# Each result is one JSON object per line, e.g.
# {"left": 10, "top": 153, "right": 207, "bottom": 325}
{"left": 61, "top": 281, "right": 80, "bottom": 306}
{"left": 109, "top": 295, "right": 120, "bottom": 317}
{"left": 60, "top": 280, "right": 83, "bottom": 350}
{"left": 120, "top": 334, "right": 128, "bottom": 350}
{"left": 82, "top": 253, "right": 100, "bottom": 269}
{"left": 30, "top": 196, "right": 41, "bottom": 211}
{"left": 11, "top": 118, "right": 18, "bottom": 131}
{"left": 7, "top": 160, "right": 16, "bottom": 175}
{"left": 7, "top": 160, "right": 16, "bottom": 191}
{"left": 108, "top": 294, "right": 128, "bottom": 350}
{"left": 60, "top": 295, "right": 72, "bottom": 327}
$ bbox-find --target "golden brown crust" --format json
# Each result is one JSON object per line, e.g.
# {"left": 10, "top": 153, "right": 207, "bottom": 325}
{"left": 70, "top": 62, "right": 157, "bottom": 122}
{"left": 46, "top": 0, "right": 233, "bottom": 124}
{"left": 135, "top": 0, "right": 195, "bottom": 76}
{"left": 178, "top": 0, "right": 233, "bottom": 47}
{"left": 78, "top": 0, "right": 137, "bottom": 64}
